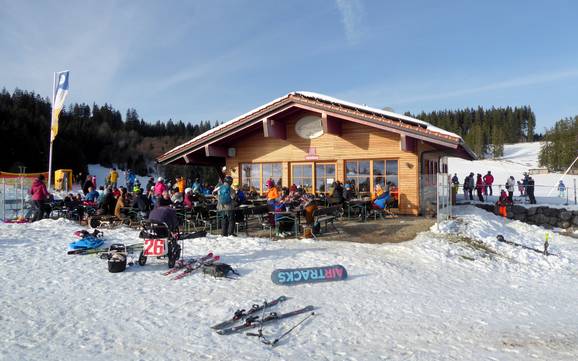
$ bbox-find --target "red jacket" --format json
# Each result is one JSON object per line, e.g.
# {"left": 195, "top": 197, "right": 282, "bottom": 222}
{"left": 30, "top": 179, "right": 49, "bottom": 201}
{"left": 483, "top": 174, "right": 494, "bottom": 185}
{"left": 476, "top": 178, "right": 484, "bottom": 191}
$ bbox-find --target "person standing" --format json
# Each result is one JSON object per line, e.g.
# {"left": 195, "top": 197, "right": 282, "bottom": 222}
{"left": 30, "top": 175, "right": 50, "bottom": 221}
{"left": 506, "top": 176, "right": 516, "bottom": 202}
{"left": 483, "top": 171, "right": 494, "bottom": 196}
{"left": 558, "top": 180, "right": 566, "bottom": 198}
{"left": 475, "top": 174, "right": 485, "bottom": 202}
{"left": 527, "top": 176, "right": 537, "bottom": 204}
{"left": 217, "top": 176, "right": 236, "bottom": 237}
{"left": 465, "top": 173, "right": 474, "bottom": 200}
{"left": 153, "top": 177, "right": 167, "bottom": 205}
{"left": 109, "top": 168, "right": 119, "bottom": 188}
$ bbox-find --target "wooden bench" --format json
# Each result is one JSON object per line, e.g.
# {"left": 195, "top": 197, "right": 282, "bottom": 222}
{"left": 312, "top": 206, "right": 342, "bottom": 238}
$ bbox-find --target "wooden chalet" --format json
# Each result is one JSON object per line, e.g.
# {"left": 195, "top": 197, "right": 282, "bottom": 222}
{"left": 157, "top": 92, "right": 476, "bottom": 215}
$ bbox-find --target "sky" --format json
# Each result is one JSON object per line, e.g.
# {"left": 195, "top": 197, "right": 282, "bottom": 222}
{"left": 1, "top": 0, "right": 578, "bottom": 133}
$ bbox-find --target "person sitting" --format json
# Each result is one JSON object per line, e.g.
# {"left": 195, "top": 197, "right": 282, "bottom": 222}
{"left": 114, "top": 187, "right": 129, "bottom": 218}
{"left": 148, "top": 197, "right": 179, "bottom": 234}
{"left": 328, "top": 181, "right": 344, "bottom": 205}
{"left": 183, "top": 188, "right": 194, "bottom": 208}
{"left": 132, "top": 188, "right": 151, "bottom": 218}
{"left": 170, "top": 188, "right": 183, "bottom": 205}
{"left": 98, "top": 187, "right": 116, "bottom": 216}
{"left": 235, "top": 184, "right": 247, "bottom": 205}
{"left": 343, "top": 182, "right": 355, "bottom": 201}
{"left": 266, "top": 181, "right": 280, "bottom": 208}
{"left": 85, "top": 186, "right": 99, "bottom": 203}
{"left": 372, "top": 184, "right": 392, "bottom": 211}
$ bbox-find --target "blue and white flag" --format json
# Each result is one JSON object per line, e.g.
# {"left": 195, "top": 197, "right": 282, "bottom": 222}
{"left": 50, "top": 70, "right": 70, "bottom": 142}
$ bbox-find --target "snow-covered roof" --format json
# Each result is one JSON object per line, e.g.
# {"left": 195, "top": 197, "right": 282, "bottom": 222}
{"left": 294, "top": 91, "right": 461, "bottom": 139}
{"left": 159, "top": 91, "right": 466, "bottom": 162}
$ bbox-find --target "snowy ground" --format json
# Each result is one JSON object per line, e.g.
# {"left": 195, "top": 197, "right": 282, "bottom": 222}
{"left": 1, "top": 205, "right": 577, "bottom": 361}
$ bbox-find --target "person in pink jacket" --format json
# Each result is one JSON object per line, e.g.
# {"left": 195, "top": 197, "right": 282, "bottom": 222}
{"left": 153, "top": 177, "right": 167, "bottom": 206}
{"left": 30, "top": 175, "right": 50, "bottom": 221}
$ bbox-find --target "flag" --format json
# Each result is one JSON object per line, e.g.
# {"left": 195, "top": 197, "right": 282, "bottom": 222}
{"left": 50, "top": 71, "right": 70, "bottom": 142}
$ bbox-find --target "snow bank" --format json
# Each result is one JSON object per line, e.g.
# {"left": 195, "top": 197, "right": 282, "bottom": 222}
{"left": 1, "top": 206, "right": 577, "bottom": 360}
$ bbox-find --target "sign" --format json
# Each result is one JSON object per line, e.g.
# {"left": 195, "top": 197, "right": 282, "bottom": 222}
{"left": 143, "top": 239, "right": 166, "bottom": 256}
{"left": 271, "top": 265, "right": 348, "bottom": 286}
{"left": 305, "top": 147, "right": 319, "bottom": 160}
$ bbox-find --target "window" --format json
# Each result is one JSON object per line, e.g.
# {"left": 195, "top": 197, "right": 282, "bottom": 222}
{"left": 315, "top": 163, "right": 336, "bottom": 194}
{"left": 345, "top": 160, "right": 370, "bottom": 193}
{"left": 385, "top": 160, "right": 398, "bottom": 187}
{"left": 241, "top": 163, "right": 282, "bottom": 194}
{"left": 291, "top": 164, "right": 313, "bottom": 193}
{"left": 262, "top": 163, "right": 282, "bottom": 190}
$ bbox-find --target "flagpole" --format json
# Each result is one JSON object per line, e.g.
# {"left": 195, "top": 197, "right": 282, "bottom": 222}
{"left": 47, "top": 72, "right": 56, "bottom": 191}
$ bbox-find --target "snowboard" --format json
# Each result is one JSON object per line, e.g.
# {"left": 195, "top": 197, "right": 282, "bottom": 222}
{"left": 271, "top": 265, "right": 347, "bottom": 286}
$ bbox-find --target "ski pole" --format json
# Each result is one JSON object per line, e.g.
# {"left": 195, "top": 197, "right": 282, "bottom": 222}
{"left": 270, "top": 311, "right": 315, "bottom": 346}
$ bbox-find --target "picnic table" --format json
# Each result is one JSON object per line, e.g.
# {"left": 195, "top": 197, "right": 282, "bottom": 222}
{"left": 345, "top": 199, "right": 371, "bottom": 221}
{"left": 271, "top": 208, "right": 302, "bottom": 237}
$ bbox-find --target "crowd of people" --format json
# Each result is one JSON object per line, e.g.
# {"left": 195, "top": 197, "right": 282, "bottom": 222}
{"left": 451, "top": 171, "right": 538, "bottom": 205}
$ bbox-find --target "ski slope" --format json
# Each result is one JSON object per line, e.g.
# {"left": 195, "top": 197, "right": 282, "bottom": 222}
{"left": 1, "top": 205, "right": 577, "bottom": 361}
{"left": 448, "top": 142, "right": 577, "bottom": 203}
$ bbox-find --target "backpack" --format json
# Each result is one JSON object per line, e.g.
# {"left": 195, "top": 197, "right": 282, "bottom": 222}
{"left": 218, "top": 185, "right": 232, "bottom": 205}
{"left": 202, "top": 262, "right": 239, "bottom": 278}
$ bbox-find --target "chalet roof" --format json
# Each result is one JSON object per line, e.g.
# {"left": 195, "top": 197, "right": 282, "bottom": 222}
{"left": 157, "top": 91, "right": 476, "bottom": 163}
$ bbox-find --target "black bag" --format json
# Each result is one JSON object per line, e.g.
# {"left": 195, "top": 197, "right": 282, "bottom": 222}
{"left": 202, "top": 262, "right": 239, "bottom": 278}
{"left": 107, "top": 244, "right": 127, "bottom": 273}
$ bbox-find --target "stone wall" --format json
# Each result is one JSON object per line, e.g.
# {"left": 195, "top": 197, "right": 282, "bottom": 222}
{"left": 475, "top": 204, "right": 578, "bottom": 230}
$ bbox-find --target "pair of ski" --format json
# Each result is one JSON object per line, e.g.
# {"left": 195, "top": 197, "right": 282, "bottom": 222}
{"left": 212, "top": 296, "right": 314, "bottom": 336}
{"left": 162, "top": 252, "right": 219, "bottom": 280}
{"left": 67, "top": 242, "right": 143, "bottom": 255}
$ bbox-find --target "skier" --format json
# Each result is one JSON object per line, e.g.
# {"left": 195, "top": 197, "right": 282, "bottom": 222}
{"left": 506, "top": 176, "right": 516, "bottom": 202}
{"left": 483, "top": 171, "right": 494, "bottom": 196}
{"left": 558, "top": 180, "right": 566, "bottom": 198}
{"left": 30, "top": 174, "right": 50, "bottom": 221}
{"left": 475, "top": 174, "right": 485, "bottom": 202}
{"left": 217, "top": 176, "right": 236, "bottom": 237}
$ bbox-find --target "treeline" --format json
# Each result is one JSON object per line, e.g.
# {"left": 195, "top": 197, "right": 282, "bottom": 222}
{"left": 539, "top": 116, "right": 578, "bottom": 171}
{"left": 0, "top": 88, "right": 217, "bottom": 175}
{"left": 405, "top": 106, "right": 539, "bottom": 158}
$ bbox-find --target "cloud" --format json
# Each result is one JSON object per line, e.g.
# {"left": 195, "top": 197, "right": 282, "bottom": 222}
{"left": 335, "top": 0, "right": 364, "bottom": 45}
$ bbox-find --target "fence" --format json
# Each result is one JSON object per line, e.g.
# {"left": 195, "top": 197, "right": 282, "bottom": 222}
{"left": 0, "top": 172, "right": 44, "bottom": 221}
{"left": 456, "top": 180, "right": 577, "bottom": 206}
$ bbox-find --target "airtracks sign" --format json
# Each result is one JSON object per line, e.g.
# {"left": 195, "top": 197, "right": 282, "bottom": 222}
{"left": 271, "top": 265, "right": 348, "bottom": 286}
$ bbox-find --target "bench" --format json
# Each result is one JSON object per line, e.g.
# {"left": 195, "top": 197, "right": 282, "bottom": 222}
{"left": 312, "top": 206, "right": 342, "bottom": 238}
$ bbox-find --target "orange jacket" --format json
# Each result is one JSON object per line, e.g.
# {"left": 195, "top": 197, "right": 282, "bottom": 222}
{"left": 267, "top": 187, "right": 279, "bottom": 200}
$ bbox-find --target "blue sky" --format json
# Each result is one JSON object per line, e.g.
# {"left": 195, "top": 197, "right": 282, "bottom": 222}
{"left": 1, "top": 0, "right": 577, "bottom": 133}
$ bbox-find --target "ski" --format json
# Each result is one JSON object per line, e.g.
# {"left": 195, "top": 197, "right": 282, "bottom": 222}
{"left": 162, "top": 252, "right": 213, "bottom": 276}
{"left": 67, "top": 243, "right": 143, "bottom": 255}
{"left": 171, "top": 255, "right": 220, "bottom": 281}
{"left": 211, "top": 296, "right": 288, "bottom": 330}
{"left": 216, "top": 305, "right": 315, "bottom": 335}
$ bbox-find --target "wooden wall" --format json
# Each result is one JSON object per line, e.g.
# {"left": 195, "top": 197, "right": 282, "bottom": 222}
{"left": 225, "top": 116, "right": 421, "bottom": 215}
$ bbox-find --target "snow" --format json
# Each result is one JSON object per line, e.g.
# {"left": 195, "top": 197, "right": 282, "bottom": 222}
{"left": 448, "top": 142, "right": 578, "bottom": 206}
{"left": 86, "top": 164, "right": 153, "bottom": 191}
{"left": 1, "top": 205, "right": 578, "bottom": 360}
